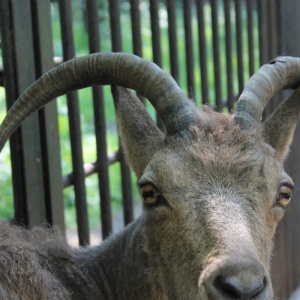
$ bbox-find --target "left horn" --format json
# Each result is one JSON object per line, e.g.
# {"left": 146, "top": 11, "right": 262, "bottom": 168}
{"left": 234, "top": 56, "right": 300, "bottom": 129}
{"left": 0, "top": 52, "right": 195, "bottom": 151}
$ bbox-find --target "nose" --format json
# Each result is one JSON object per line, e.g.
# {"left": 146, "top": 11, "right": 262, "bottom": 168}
{"left": 204, "top": 256, "right": 267, "bottom": 299}
{"left": 216, "top": 271, "right": 266, "bottom": 298}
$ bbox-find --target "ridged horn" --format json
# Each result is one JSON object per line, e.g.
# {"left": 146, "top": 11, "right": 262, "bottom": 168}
{"left": 234, "top": 56, "right": 300, "bottom": 129}
{"left": 0, "top": 52, "right": 195, "bottom": 151}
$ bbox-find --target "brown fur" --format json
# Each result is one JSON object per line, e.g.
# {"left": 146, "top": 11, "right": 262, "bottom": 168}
{"left": 0, "top": 86, "right": 298, "bottom": 299}
{"left": 0, "top": 223, "right": 71, "bottom": 299}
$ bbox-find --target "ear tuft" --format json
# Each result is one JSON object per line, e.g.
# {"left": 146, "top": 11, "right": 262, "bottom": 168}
{"left": 112, "top": 86, "right": 165, "bottom": 178}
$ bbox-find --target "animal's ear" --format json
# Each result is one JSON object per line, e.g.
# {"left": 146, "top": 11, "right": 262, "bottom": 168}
{"left": 262, "top": 87, "right": 300, "bottom": 162}
{"left": 112, "top": 86, "right": 165, "bottom": 178}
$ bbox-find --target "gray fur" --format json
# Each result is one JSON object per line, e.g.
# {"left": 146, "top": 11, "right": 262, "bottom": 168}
{"left": 0, "top": 83, "right": 299, "bottom": 299}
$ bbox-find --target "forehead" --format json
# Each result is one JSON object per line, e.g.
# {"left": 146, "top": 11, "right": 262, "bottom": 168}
{"left": 143, "top": 114, "right": 286, "bottom": 192}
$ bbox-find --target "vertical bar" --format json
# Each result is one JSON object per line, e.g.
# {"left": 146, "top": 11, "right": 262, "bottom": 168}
{"left": 12, "top": 1, "right": 47, "bottom": 226}
{"left": 224, "top": 0, "right": 234, "bottom": 111}
{"left": 276, "top": 3, "right": 292, "bottom": 293}
{"left": 267, "top": 0, "right": 277, "bottom": 60}
{"left": 119, "top": 146, "right": 134, "bottom": 226}
{"left": 265, "top": 0, "right": 278, "bottom": 115}
{"left": 272, "top": 2, "right": 300, "bottom": 297}
{"left": 30, "top": 0, "right": 65, "bottom": 233}
{"left": 109, "top": 0, "right": 122, "bottom": 52}
{"left": 210, "top": 0, "right": 222, "bottom": 110}
{"left": 196, "top": 0, "right": 209, "bottom": 105}
{"left": 149, "top": 0, "right": 165, "bottom": 131}
{"left": 275, "top": 0, "right": 283, "bottom": 55}
{"left": 270, "top": 0, "right": 290, "bottom": 292}
{"left": 130, "top": 0, "right": 145, "bottom": 105}
{"left": 149, "top": 0, "right": 162, "bottom": 67}
{"left": 109, "top": 0, "right": 134, "bottom": 226}
{"left": 58, "top": 0, "right": 89, "bottom": 245}
{"left": 0, "top": 0, "right": 27, "bottom": 224}
{"left": 166, "top": 0, "right": 179, "bottom": 83}
{"left": 271, "top": 0, "right": 290, "bottom": 293}
{"left": 2, "top": 0, "right": 47, "bottom": 226}
{"left": 273, "top": 227, "right": 287, "bottom": 298}
{"left": 86, "top": 0, "right": 113, "bottom": 238}
{"left": 258, "top": 0, "right": 271, "bottom": 120}
{"left": 234, "top": 0, "right": 244, "bottom": 95}
{"left": 183, "top": 0, "right": 195, "bottom": 99}
{"left": 246, "top": 0, "right": 254, "bottom": 76}
{"left": 257, "top": 0, "right": 268, "bottom": 65}
{"left": 130, "top": 0, "right": 143, "bottom": 57}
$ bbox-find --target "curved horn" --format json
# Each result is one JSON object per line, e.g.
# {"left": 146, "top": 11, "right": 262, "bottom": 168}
{"left": 234, "top": 56, "right": 300, "bottom": 129}
{"left": 0, "top": 52, "right": 195, "bottom": 151}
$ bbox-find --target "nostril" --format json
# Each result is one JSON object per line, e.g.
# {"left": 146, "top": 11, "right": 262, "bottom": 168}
{"left": 215, "top": 275, "right": 266, "bottom": 299}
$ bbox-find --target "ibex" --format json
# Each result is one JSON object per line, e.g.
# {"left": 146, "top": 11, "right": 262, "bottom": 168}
{"left": 0, "top": 53, "right": 299, "bottom": 299}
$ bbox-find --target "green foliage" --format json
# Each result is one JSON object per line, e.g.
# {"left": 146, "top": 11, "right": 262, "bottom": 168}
{"left": 0, "top": 88, "right": 14, "bottom": 219}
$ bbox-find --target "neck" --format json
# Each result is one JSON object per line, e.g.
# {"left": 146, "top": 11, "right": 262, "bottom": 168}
{"left": 77, "top": 216, "right": 150, "bottom": 299}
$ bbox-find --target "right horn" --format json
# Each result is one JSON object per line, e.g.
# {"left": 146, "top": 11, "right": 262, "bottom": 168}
{"left": 234, "top": 56, "right": 300, "bottom": 129}
{"left": 0, "top": 52, "right": 195, "bottom": 151}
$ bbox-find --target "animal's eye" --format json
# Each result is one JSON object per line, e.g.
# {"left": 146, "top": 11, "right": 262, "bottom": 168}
{"left": 141, "top": 184, "right": 159, "bottom": 205}
{"left": 276, "top": 185, "right": 293, "bottom": 208}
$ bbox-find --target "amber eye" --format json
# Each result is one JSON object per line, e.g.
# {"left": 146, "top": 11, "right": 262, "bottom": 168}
{"left": 276, "top": 185, "right": 293, "bottom": 208}
{"left": 141, "top": 184, "right": 159, "bottom": 205}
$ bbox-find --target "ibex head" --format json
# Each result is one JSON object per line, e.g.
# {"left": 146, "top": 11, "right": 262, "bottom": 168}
{"left": 0, "top": 53, "right": 299, "bottom": 299}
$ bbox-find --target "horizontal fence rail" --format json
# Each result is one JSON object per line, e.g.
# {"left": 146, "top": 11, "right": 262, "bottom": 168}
{"left": 0, "top": 0, "right": 299, "bottom": 298}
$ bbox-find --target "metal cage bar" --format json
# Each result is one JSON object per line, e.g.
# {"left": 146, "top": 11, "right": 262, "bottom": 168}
{"left": 246, "top": 0, "right": 255, "bottom": 77}
{"left": 166, "top": 0, "right": 179, "bottom": 83}
{"left": 234, "top": 0, "right": 244, "bottom": 95}
{"left": 183, "top": 0, "right": 195, "bottom": 99}
{"left": 85, "top": 0, "right": 113, "bottom": 239}
{"left": 109, "top": 0, "right": 134, "bottom": 227}
{"left": 196, "top": 0, "right": 209, "bottom": 105}
{"left": 31, "top": 0, "right": 65, "bottom": 231}
{"left": 58, "top": 0, "right": 90, "bottom": 245}
{"left": 224, "top": 0, "right": 234, "bottom": 111}
{"left": 210, "top": 0, "right": 222, "bottom": 110}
